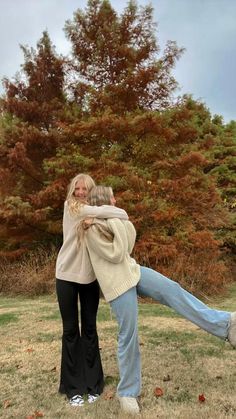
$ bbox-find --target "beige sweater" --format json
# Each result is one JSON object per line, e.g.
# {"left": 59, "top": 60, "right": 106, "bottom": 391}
{"left": 56, "top": 202, "right": 128, "bottom": 284}
{"left": 84, "top": 218, "right": 141, "bottom": 301}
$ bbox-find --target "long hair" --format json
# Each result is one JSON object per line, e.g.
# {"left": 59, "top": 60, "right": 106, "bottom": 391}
{"left": 88, "top": 186, "right": 114, "bottom": 206}
{"left": 67, "top": 173, "right": 96, "bottom": 214}
{"left": 78, "top": 186, "right": 115, "bottom": 243}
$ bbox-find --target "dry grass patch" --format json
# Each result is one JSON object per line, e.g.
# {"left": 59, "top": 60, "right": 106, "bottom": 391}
{"left": 0, "top": 249, "right": 57, "bottom": 295}
{"left": 1, "top": 287, "right": 236, "bottom": 418}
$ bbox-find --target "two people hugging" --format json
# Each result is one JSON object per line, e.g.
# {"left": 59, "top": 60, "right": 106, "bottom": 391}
{"left": 55, "top": 173, "right": 236, "bottom": 415}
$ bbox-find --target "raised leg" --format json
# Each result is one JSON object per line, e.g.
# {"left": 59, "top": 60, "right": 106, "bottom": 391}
{"left": 137, "top": 266, "right": 230, "bottom": 339}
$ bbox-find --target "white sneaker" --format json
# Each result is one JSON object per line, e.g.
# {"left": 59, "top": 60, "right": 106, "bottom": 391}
{"left": 117, "top": 395, "right": 140, "bottom": 414}
{"left": 88, "top": 393, "right": 100, "bottom": 403}
{"left": 69, "top": 394, "right": 84, "bottom": 406}
{"left": 228, "top": 312, "right": 236, "bottom": 348}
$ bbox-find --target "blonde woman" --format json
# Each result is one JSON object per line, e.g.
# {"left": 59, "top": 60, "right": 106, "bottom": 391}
{"left": 55, "top": 174, "right": 128, "bottom": 407}
{"left": 80, "top": 185, "right": 236, "bottom": 415}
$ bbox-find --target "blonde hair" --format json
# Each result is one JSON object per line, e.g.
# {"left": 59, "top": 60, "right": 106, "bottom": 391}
{"left": 67, "top": 173, "right": 96, "bottom": 214}
{"left": 88, "top": 186, "right": 114, "bottom": 206}
{"left": 78, "top": 185, "right": 115, "bottom": 244}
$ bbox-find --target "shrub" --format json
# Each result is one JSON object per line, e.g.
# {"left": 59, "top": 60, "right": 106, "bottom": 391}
{"left": 0, "top": 248, "right": 57, "bottom": 296}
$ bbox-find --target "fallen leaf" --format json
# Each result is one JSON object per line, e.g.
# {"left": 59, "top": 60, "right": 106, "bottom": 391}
{"left": 3, "top": 400, "right": 11, "bottom": 409}
{"left": 26, "top": 348, "right": 34, "bottom": 353}
{"left": 154, "top": 387, "right": 164, "bottom": 397}
{"left": 103, "top": 390, "right": 114, "bottom": 400}
{"left": 34, "top": 411, "right": 44, "bottom": 417}
{"left": 198, "top": 394, "right": 206, "bottom": 403}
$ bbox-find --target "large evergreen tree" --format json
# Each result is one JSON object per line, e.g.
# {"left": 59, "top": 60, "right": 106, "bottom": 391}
{"left": 0, "top": 31, "right": 66, "bottom": 255}
{"left": 0, "top": 1, "right": 234, "bottom": 294}
{"left": 64, "top": 0, "right": 183, "bottom": 114}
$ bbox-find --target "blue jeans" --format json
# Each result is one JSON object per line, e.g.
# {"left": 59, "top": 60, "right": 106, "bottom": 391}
{"left": 110, "top": 266, "right": 231, "bottom": 397}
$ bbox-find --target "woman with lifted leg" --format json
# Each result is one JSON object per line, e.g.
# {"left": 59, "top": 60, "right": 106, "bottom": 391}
{"left": 79, "top": 185, "right": 236, "bottom": 415}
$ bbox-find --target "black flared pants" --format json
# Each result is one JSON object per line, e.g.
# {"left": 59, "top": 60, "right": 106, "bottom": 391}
{"left": 56, "top": 278, "right": 104, "bottom": 398}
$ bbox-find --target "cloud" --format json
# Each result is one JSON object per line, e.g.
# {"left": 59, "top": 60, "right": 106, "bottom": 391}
{"left": 155, "top": 0, "right": 236, "bottom": 121}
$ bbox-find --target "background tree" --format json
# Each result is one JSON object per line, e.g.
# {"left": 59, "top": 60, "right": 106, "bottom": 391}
{"left": 64, "top": 0, "right": 184, "bottom": 114}
{"left": 200, "top": 115, "right": 236, "bottom": 271}
{"left": 0, "top": 31, "right": 66, "bottom": 256}
{"left": 0, "top": 1, "right": 234, "bottom": 295}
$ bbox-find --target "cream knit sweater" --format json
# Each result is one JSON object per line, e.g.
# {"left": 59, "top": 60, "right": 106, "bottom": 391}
{"left": 56, "top": 202, "right": 128, "bottom": 284}
{"left": 84, "top": 218, "right": 141, "bottom": 301}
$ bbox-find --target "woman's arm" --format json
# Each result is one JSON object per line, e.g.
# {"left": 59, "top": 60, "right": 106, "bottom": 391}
{"left": 85, "top": 219, "right": 128, "bottom": 264}
{"left": 123, "top": 220, "right": 137, "bottom": 254}
{"left": 80, "top": 204, "right": 128, "bottom": 220}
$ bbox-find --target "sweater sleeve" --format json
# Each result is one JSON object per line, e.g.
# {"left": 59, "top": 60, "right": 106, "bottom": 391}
{"left": 80, "top": 204, "right": 128, "bottom": 220}
{"left": 124, "top": 221, "right": 137, "bottom": 254}
{"left": 85, "top": 218, "right": 128, "bottom": 264}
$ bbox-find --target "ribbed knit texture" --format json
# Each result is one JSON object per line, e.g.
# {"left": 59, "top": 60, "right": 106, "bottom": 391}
{"left": 85, "top": 218, "right": 141, "bottom": 301}
{"left": 56, "top": 202, "right": 128, "bottom": 284}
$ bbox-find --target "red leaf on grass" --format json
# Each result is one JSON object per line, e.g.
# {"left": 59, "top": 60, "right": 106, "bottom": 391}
{"left": 198, "top": 394, "right": 206, "bottom": 402}
{"left": 25, "top": 412, "right": 44, "bottom": 419}
{"left": 103, "top": 390, "right": 114, "bottom": 400}
{"left": 34, "top": 411, "right": 44, "bottom": 417}
{"left": 154, "top": 387, "right": 164, "bottom": 397}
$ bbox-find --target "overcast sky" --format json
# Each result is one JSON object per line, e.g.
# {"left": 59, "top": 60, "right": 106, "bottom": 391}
{"left": 1, "top": 0, "right": 236, "bottom": 122}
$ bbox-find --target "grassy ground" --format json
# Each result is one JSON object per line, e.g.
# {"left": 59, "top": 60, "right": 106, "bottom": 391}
{"left": 1, "top": 284, "right": 236, "bottom": 419}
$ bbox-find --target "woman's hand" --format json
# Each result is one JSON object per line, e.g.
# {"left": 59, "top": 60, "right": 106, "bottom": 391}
{"left": 82, "top": 218, "right": 94, "bottom": 230}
